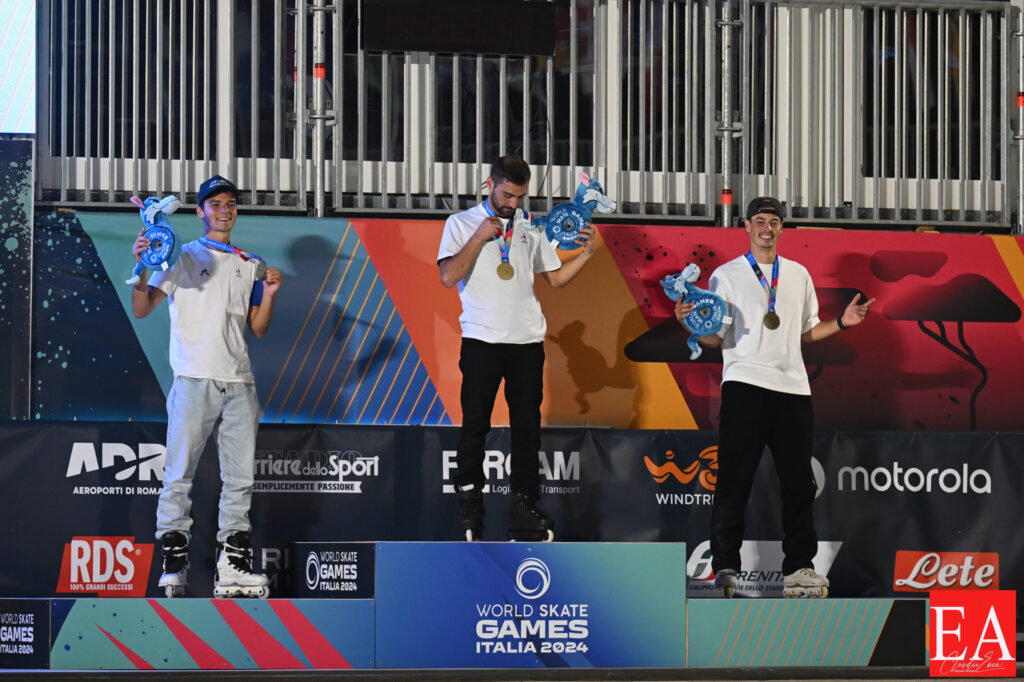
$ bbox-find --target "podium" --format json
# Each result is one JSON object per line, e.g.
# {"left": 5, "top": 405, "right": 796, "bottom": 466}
{"left": 3, "top": 542, "right": 928, "bottom": 671}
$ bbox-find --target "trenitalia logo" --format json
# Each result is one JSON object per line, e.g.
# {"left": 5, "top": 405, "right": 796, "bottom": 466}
{"left": 894, "top": 551, "right": 1000, "bottom": 591}
{"left": 644, "top": 447, "right": 717, "bottom": 490}
{"left": 837, "top": 462, "right": 992, "bottom": 494}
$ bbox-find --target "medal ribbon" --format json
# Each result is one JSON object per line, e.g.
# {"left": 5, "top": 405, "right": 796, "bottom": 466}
{"left": 483, "top": 201, "right": 515, "bottom": 263}
{"left": 199, "top": 236, "right": 264, "bottom": 264}
{"left": 745, "top": 250, "right": 779, "bottom": 313}
{"left": 199, "top": 236, "right": 266, "bottom": 305}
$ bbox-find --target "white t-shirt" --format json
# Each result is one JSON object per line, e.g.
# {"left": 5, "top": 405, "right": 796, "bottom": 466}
{"left": 710, "top": 254, "right": 820, "bottom": 395}
{"left": 437, "top": 202, "right": 562, "bottom": 344}
{"left": 150, "top": 240, "right": 260, "bottom": 382}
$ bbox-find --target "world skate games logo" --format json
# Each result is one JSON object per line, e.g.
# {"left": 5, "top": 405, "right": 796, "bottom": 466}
{"left": 55, "top": 536, "right": 154, "bottom": 597}
{"left": 474, "top": 556, "right": 589, "bottom": 656}
{"left": 64, "top": 441, "right": 165, "bottom": 496}
{"left": 253, "top": 449, "right": 379, "bottom": 494}
{"left": 515, "top": 558, "right": 551, "bottom": 599}
{"left": 893, "top": 551, "right": 1000, "bottom": 592}
{"left": 686, "top": 539, "right": 841, "bottom": 598}
{"left": 441, "top": 449, "right": 580, "bottom": 495}
{"left": 929, "top": 590, "right": 1016, "bottom": 677}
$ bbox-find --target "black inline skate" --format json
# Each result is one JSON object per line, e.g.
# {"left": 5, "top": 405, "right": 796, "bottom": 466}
{"left": 506, "top": 491, "right": 554, "bottom": 542}
{"left": 158, "top": 531, "right": 189, "bottom": 598}
{"left": 457, "top": 484, "right": 484, "bottom": 541}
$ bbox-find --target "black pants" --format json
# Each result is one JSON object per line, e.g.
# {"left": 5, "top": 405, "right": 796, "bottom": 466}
{"left": 710, "top": 381, "right": 818, "bottom": 576}
{"left": 454, "top": 338, "right": 545, "bottom": 496}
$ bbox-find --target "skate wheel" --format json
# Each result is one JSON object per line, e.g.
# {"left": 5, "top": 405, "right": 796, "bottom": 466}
{"left": 545, "top": 529, "right": 554, "bottom": 542}
{"left": 464, "top": 529, "right": 478, "bottom": 542}
{"left": 256, "top": 586, "right": 270, "bottom": 599}
{"left": 164, "top": 584, "right": 185, "bottom": 598}
{"left": 820, "top": 587, "right": 828, "bottom": 599}
{"left": 723, "top": 586, "right": 734, "bottom": 599}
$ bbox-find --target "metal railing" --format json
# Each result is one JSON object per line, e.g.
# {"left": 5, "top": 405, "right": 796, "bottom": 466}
{"left": 37, "top": 0, "right": 1021, "bottom": 232}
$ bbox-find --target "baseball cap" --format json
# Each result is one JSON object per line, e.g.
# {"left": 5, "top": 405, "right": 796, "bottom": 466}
{"left": 197, "top": 175, "right": 240, "bottom": 205}
{"left": 745, "top": 196, "right": 784, "bottom": 222}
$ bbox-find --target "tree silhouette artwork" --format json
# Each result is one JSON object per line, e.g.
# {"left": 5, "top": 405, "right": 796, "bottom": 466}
{"left": 883, "top": 273, "right": 1021, "bottom": 429}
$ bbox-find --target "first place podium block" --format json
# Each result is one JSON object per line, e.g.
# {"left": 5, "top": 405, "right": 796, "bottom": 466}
{"left": 374, "top": 541, "right": 688, "bottom": 669}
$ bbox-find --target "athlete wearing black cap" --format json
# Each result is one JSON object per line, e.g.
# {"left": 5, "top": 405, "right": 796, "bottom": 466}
{"left": 675, "top": 196, "right": 875, "bottom": 598}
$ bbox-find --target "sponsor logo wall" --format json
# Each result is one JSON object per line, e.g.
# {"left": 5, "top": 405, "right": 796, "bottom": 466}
{"left": 0, "top": 422, "right": 1020, "bottom": 633}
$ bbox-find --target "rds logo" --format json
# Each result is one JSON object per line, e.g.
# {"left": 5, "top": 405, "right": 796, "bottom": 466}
{"left": 56, "top": 536, "right": 154, "bottom": 597}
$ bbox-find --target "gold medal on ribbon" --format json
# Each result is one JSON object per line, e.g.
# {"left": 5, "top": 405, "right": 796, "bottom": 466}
{"left": 763, "top": 311, "right": 780, "bottom": 330}
{"left": 497, "top": 262, "right": 515, "bottom": 280}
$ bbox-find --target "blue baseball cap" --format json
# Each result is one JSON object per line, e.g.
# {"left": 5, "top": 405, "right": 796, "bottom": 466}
{"left": 197, "top": 175, "right": 240, "bottom": 205}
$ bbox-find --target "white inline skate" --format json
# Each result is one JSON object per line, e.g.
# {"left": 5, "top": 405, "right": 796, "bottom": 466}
{"left": 158, "top": 531, "right": 189, "bottom": 598}
{"left": 783, "top": 567, "right": 829, "bottom": 598}
{"left": 715, "top": 568, "right": 739, "bottom": 598}
{"left": 213, "top": 531, "right": 270, "bottom": 599}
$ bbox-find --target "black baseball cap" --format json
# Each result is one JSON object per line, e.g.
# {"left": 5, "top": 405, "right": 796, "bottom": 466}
{"left": 197, "top": 175, "right": 240, "bottom": 205}
{"left": 745, "top": 196, "right": 784, "bottom": 222}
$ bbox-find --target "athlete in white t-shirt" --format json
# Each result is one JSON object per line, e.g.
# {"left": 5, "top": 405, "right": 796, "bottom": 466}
{"left": 438, "top": 156, "right": 597, "bottom": 541}
{"left": 675, "top": 196, "right": 874, "bottom": 598}
{"left": 131, "top": 175, "right": 282, "bottom": 597}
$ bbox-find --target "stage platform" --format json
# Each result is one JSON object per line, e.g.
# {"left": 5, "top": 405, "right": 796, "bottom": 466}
{"left": 0, "top": 541, "right": 960, "bottom": 676}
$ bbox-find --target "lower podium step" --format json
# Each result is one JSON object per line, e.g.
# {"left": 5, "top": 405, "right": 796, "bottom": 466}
{"left": 687, "top": 598, "right": 927, "bottom": 668}
{"left": 49, "top": 598, "right": 375, "bottom": 670}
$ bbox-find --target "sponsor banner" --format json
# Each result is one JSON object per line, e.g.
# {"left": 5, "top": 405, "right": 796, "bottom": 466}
{"left": 374, "top": 541, "right": 686, "bottom": 669}
{"left": 50, "top": 598, "right": 375, "bottom": 670}
{"left": 686, "top": 539, "right": 842, "bottom": 599}
{"left": 0, "top": 599, "right": 49, "bottom": 670}
{"left": 55, "top": 537, "right": 154, "bottom": 597}
{"left": 291, "top": 542, "right": 375, "bottom": 598}
{"left": 930, "top": 590, "right": 1017, "bottom": 677}
{"left": 0, "top": 422, "right": 1021, "bottom": 636}
{"left": 894, "top": 551, "right": 1000, "bottom": 592}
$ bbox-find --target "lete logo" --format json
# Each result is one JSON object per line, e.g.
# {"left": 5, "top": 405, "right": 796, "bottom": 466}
{"left": 930, "top": 590, "right": 1016, "bottom": 677}
{"left": 55, "top": 536, "right": 154, "bottom": 597}
{"left": 894, "top": 551, "right": 999, "bottom": 591}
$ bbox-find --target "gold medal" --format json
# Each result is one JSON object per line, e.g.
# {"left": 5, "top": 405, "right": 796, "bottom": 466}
{"left": 497, "top": 262, "right": 515, "bottom": 280}
{"left": 763, "top": 312, "right": 780, "bottom": 330}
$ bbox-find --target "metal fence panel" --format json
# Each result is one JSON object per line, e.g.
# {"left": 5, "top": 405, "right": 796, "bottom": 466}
{"left": 35, "top": 0, "right": 1019, "bottom": 231}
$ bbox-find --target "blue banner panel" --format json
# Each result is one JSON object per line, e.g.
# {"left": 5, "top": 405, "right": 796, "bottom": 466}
{"left": 50, "top": 598, "right": 374, "bottom": 670}
{"left": 0, "top": 599, "right": 49, "bottom": 669}
{"left": 374, "top": 541, "right": 686, "bottom": 669}
{"left": 290, "top": 542, "right": 375, "bottom": 598}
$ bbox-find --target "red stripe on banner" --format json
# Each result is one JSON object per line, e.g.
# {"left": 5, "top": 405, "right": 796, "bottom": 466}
{"left": 95, "top": 624, "right": 155, "bottom": 669}
{"left": 269, "top": 600, "right": 353, "bottom": 669}
{"left": 314, "top": 63, "right": 326, "bottom": 79}
{"left": 147, "top": 599, "right": 235, "bottom": 669}
{"left": 721, "top": 189, "right": 733, "bottom": 205}
{"left": 211, "top": 600, "right": 306, "bottom": 669}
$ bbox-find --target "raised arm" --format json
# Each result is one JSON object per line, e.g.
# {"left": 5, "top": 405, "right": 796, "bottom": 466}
{"left": 247, "top": 267, "right": 283, "bottom": 338}
{"left": 439, "top": 216, "right": 503, "bottom": 288}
